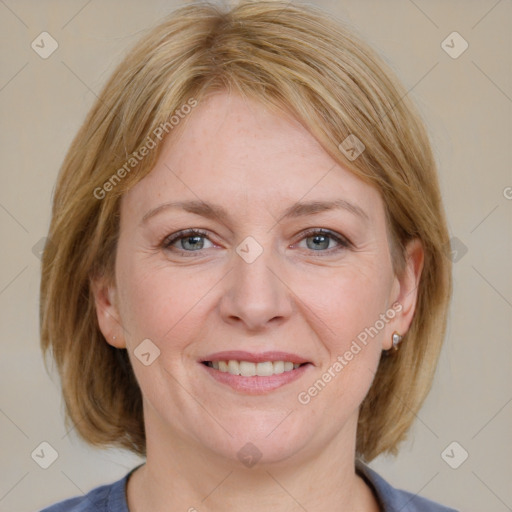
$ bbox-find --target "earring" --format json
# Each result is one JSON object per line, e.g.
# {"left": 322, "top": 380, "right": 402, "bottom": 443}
{"left": 391, "top": 331, "right": 402, "bottom": 351}
{"left": 113, "top": 335, "right": 117, "bottom": 341}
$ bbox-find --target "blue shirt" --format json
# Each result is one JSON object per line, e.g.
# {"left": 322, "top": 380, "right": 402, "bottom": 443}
{"left": 39, "top": 462, "right": 458, "bottom": 511}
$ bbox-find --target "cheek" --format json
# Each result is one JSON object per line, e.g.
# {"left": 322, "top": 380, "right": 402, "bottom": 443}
{"left": 115, "top": 250, "right": 217, "bottom": 347}
{"left": 292, "top": 261, "right": 392, "bottom": 402}
{"left": 295, "top": 261, "right": 392, "bottom": 348}
{"left": 295, "top": 272, "right": 389, "bottom": 415}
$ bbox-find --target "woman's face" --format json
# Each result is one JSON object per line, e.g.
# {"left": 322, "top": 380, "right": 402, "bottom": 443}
{"left": 96, "top": 91, "right": 421, "bottom": 466}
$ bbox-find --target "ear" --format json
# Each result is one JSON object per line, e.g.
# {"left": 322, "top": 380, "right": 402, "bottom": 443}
{"left": 90, "top": 274, "right": 126, "bottom": 349}
{"left": 383, "top": 237, "right": 424, "bottom": 350}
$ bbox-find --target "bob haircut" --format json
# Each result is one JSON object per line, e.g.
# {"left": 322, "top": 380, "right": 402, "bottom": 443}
{"left": 40, "top": 0, "right": 452, "bottom": 462}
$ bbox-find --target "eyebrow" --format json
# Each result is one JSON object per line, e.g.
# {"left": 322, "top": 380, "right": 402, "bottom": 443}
{"left": 141, "top": 198, "right": 369, "bottom": 225}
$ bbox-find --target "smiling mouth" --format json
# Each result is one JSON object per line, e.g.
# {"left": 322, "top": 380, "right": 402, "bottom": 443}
{"left": 202, "top": 360, "right": 310, "bottom": 377}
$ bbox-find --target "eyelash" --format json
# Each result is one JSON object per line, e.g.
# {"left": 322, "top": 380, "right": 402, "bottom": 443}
{"left": 161, "top": 228, "right": 351, "bottom": 257}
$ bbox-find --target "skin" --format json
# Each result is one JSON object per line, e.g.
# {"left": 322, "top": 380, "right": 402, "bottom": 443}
{"left": 93, "top": 91, "right": 423, "bottom": 512}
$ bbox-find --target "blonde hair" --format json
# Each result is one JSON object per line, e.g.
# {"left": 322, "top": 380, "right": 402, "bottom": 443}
{"left": 40, "top": 0, "right": 452, "bottom": 462}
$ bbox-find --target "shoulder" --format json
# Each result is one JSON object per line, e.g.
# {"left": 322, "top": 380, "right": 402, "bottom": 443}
{"left": 357, "top": 462, "right": 459, "bottom": 512}
{"left": 38, "top": 470, "right": 132, "bottom": 512}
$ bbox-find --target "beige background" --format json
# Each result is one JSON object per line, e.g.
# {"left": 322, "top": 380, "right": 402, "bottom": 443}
{"left": 1, "top": 0, "right": 511, "bottom": 511}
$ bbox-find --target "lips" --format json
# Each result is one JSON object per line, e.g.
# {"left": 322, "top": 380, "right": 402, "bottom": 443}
{"left": 199, "top": 350, "right": 313, "bottom": 394}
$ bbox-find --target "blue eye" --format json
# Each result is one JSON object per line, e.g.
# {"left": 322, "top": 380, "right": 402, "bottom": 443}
{"left": 297, "top": 229, "right": 350, "bottom": 253}
{"left": 163, "top": 229, "right": 213, "bottom": 252}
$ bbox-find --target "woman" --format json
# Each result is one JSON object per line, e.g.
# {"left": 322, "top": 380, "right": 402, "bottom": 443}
{"left": 39, "top": 1, "right": 455, "bottom": 510}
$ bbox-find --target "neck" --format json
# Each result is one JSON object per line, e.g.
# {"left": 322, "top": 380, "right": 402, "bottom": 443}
{"left": 126, "top": 405, "right": 379, "bottom": 512}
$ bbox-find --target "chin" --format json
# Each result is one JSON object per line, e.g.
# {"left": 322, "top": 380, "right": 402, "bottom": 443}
{"left": 202, "top": 417, "right": 315, "bottom": 468}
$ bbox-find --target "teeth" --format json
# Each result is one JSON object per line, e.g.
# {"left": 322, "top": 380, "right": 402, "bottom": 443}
{"left": 207, "top": 360, "right": 303, "bottom": 376}
{"left": 255, "top": 361, "right": 274, "bottom": 377}
{"left": 240, "top": 361, "right": 256, "bottom": 376}
{"left": 273, "top": 361, "right": 285, "bottom": 374}
{"left": 228, "top": 360, "right": 239, "bottom": 375}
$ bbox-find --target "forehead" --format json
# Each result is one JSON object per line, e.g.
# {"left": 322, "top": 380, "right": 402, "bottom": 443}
{"left": 122, "top": 91, "right": 384, "bottom": 225}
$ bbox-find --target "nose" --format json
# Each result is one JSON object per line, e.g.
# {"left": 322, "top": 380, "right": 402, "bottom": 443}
{"left": 218, "top": 241, "right": 294, "bottom": 332}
